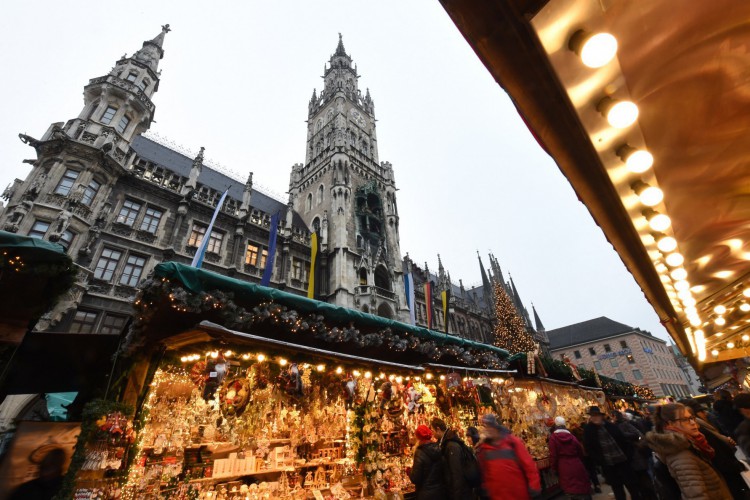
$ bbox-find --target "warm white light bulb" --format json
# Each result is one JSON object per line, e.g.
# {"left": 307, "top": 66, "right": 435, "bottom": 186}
{"left": 648, "top": 213, "right": 671, "bottom": 232}
{"left": 670, "top": 268, "right": 688, "bottom": 281}
{"left": 580, "top": 33, "right": 618, "bottom": 68}
{"left": 682, "top": 296, "right": 697, "bottom": 307}
{"left": 666, "top": 252, "right": 684, "bottom": 267}
{"left": 678, "top": 289, "right": 692, "bottom": 300}
{"left": 715, "top": 316, "right": 726, "bottom": 326}
{"left": 639, "top": 186, "right": 664, "bottom": 207}
{"left": 743, "top": 334, "right": 750, "bottom": 342}
{"left": 728, "top": 342, "right": 735, "bottom": 349}
{"left": 684, "top": 306, "right": 697, "bottom": 315}
{"left": 674, "top": 280, "right": 690, "bottom": 292}
{"left": 740, "top": 303, "right": 750, "bottom": 312}
{"left": 607, "top": 101, "right": 639, "bottom": 128}
{"left": 279, "top": 358, "right": 288, "bottom": 366}
{"left": 336, "top": 366, "right": 343, "bottom": 374}
{"left": 257, "top": 354, "right": 266, "bottom": 362}
{"left": 317, "top": 364, "right": 325, "bottom": 372}
{"left": 626, "top": 150, "right": 654, "bottom": 173}
{"left": 689, "top": 316, "right": 702, "bottom": 327}
{"left": 744, "top": 288, "right": 750, "bottom": 298}
{"left": 714, "top": 305, "right": 727, "bottom": 315}
{"left": 712, "top": 349, "right": 719, "bottom": 356}
{"left": 657, "top": 235, "right": 678, "bottom": 253}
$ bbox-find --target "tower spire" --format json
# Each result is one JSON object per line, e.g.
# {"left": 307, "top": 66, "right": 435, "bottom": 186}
{"left": 335, "top": 32, "right": 347, "bottom": 57}
{"left": 133, "top": 24, "right": 170, "bottom": 73}
{"left": 532, "top": 303, "right": 546, "bottom": 332}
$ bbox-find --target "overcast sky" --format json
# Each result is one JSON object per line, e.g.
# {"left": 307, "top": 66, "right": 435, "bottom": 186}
{"left": 0, "top": 1, "right": 670, "bottom": 342}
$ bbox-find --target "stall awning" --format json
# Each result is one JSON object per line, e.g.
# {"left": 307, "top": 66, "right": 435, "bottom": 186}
{"left": 439, "top": 0, "right": 750, "bottom": 371}
{"left": 0, "top": 231, "right": 76, "bottom": 345}
{"left": 125, "top": 262, "right": 510, "bottom": 370}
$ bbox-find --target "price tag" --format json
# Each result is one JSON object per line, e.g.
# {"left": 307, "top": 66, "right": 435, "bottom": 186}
{"left": 312, "top": 489, "right": 325, "bottom": 500}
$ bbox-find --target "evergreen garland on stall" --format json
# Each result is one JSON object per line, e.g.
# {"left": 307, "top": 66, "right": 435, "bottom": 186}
{"left": 492, "top": 281, "right": 536, "bottom": 354}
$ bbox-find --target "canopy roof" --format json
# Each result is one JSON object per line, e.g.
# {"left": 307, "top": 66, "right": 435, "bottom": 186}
{"left": 126, "top": 262, "right": 510, "bottom": 369}
{"left": 0, "top": 230, "right": 76, "bottom": 345}
{"left": 440, "top": 0, "right": 750, "bottom": 370}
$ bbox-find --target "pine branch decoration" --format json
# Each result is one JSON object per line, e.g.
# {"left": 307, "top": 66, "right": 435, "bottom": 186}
{"left": 492, "top": 281, "right": 536, "bottom": 353}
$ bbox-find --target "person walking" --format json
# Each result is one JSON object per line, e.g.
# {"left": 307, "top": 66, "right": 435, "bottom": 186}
{"left": 430, "top": 417, "right": 475, "bottom": 500}
{"left": 645, "top": 403, "right": 732, "bottom": 500}
{"left": 549, "top": 416, "right": 592, "bottom": 500}
{"left": 582, "top": 406, "right": 642, "bottom": 500}
{"left": 409, "top": 424, "right": 447, "bottom": 500}
{"left": 733, "top": 393, "right": 750, "bottom": 461}
{"left": 681, "top": 398, "right": 749, "bottom": 499}
{"left": 476, "top": 414, "right": 541, "bottom": 500}
{"left": 570, "top": 421, "right": 602, "bottom": 493}
{"left": 715, "top": 390, "right": 744, "bottom": 437}
{"left": 615, "top": 411, "right": 657, "bottom": 499}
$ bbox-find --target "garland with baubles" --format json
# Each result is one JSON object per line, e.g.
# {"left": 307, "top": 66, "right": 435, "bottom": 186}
{"left": 122, "top": 277, "right": 509, "bottom": 370}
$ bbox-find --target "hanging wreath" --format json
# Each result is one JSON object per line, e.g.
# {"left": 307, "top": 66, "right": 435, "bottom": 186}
{"left": 535, "top": 384, "right": 558, "bottom": 416}
{"left": 219, "top": 377, "right": 251, "bottom": 416}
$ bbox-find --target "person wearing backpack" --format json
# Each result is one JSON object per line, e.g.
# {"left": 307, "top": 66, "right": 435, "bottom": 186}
{"left": 476, "top": 414, "right": 541, "bottom": 499}
{"left": 431, "top": 417, "right": 477, "bottom": 499}
{"left": 409, "top": 424, "right": 448, "bottom": 500}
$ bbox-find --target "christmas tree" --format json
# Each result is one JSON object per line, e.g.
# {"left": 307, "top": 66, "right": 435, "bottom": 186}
{"left": 492, "top": 281, "right": 536, "bottom": 353}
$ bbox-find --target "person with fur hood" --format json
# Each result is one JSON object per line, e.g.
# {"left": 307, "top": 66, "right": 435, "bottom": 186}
{"left": 548, "top": 416, "right": 592, "bottom": 499}
{"left": 645, "top": 403, "right": 732, "bottom": 500}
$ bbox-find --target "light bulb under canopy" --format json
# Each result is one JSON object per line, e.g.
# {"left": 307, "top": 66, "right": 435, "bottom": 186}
{"left": 714, "top": 305, "right": 727, "bottom": 315}
{"left": 728, "top": 342, "right": 735, "bottom": 349}
{"left": 670, "top": 268, "right": 688, "bottom": 281}
{"left": 569, "top": 31, "right": 618, "bottom": 68}
{"left": 665, "top": 252, "right": 684, "bottom": 267}
{"left": 617, "top": 145, "right": 653, "bottom": 173}
{"left": 598, "top": 97, "right": 639, "bottom": 128}
{"left": 656, "top": 234, "right": 678, "bottom": 253}
{"left": 740, "top": 303, "right": 750, "bottom": 312}
{"left": 632, "top": 181, "right": 663, "bottom": 207}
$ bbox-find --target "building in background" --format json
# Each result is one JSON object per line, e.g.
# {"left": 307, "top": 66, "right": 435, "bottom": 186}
{"left": 548, "top": 317, "right": 690, "bottom": 398}
{"left": 670, "top": 344, "right": 704, "bottom": 395}
{"left": 0, "top": 29, "right": 547, "bottom": 348}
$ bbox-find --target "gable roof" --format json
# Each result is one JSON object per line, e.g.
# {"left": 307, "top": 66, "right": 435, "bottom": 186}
{"left": 546, "top": 316, "right": 651, "bottom": 350}
{"left": 131, "top": 135, "right": 308, "bottom": 230}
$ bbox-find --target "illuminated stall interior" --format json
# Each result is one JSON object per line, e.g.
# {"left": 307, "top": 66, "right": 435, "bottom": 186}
{"left": 440, "top": 0, "right": 750, "bottom": 383}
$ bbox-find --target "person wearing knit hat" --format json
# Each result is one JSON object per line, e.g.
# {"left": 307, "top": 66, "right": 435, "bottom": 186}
{"left": 548, "top": 415, "right": 592, "bottom": 498}
{"left": 409, "top": 425, "right": 446, "bottom": 499}
{"left": 477, "top": 413, "right": 541, "bottom": 499}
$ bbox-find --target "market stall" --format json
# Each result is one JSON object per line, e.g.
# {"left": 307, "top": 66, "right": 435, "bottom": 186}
{"left": 67, "top": 262, "right": 633, "bottom": 499}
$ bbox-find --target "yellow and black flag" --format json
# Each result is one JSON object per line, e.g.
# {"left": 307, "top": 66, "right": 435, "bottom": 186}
{"left": 307, "top": 231, "right": 320, "bottom": 299}
{"left": 441, "top": 288, "right": 451, "bottom": 333}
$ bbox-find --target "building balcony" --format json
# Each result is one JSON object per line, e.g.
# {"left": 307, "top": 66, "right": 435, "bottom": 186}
{"left": 355, "top": 285, "right": 395, "bottom": 300}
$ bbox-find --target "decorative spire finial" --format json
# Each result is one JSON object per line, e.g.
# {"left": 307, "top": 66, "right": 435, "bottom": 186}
{"left": 162, "top": 24, "right": 171, "bottom": 33}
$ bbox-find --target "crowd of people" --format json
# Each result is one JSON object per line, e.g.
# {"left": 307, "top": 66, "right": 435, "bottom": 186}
{"left": 408, "top": 390, "right": 750, "bottom": 500}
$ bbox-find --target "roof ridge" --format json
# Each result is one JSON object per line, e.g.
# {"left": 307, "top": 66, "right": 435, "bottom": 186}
{"left": 140, "top": 131, "right": 288, "bottom": 203}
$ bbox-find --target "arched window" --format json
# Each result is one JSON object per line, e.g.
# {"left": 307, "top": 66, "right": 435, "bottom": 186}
{"left": 317, "top": 184, "right": 324, "bottom": 204}
{"left": 377, "top": 303, "right": 393, "bottom": 319}
{"left": 374, "top": 265, "right": 390, "bottom": 291}
{"left": 312, "top": 217, "right": 320, "bottom": 233}
{"left": 306, "top": 193, "right": 312, "bottom": 212}
{"left": 358, "top": 268, "right": 367, "bottom": 286}
{"left": 315, "top": 119, "right": 323, "bottom": 133}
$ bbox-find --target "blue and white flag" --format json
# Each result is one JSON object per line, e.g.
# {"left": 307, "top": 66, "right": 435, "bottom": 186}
{"left": 260, "top": 212, "right": 280, "bottom": 286}
{"left": 191, "top": 188, "right": 229, "bottom": 269}
{"left": 403, "top": 260, "right": 416, "bottom": 325}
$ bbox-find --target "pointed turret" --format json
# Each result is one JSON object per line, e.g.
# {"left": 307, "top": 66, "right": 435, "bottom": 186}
{"left": 335, "top": 32, "right": 347, "bottom": 57}
{"left": 133, "top": 24, "right": 170, "bottom": 73}
{"left": 182, "top": 147, "right": 204, "bottom": 195}
{"left": 239, "top": 172, "right": 253, "bottom": 219}
{"left": 532, "top": 303, "right": 545, "bottom": 332}
{"left": 509, "top": 274, "right": 533, "bottom": 330}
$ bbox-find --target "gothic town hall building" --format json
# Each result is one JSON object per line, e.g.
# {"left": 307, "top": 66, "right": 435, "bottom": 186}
{"left": 0, "top": 28, "right": 548, "bottom": 351}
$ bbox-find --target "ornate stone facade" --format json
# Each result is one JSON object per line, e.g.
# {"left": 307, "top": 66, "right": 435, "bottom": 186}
{"left": 0, "top": 31, "right": 548, "bottom": 349}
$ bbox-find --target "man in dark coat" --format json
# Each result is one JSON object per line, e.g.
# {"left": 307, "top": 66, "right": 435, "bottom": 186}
{"left": 715, "top": 389, "right": 745, "bottom": 437}
{"left": 733, "top": 394, "right": 750, "bottom": 465}
{"left": 582, "top": 406, "right": 643, "bottom": 500}
{"left": 409, "top": 425, "right": 447, "bottom": 500}
{"left": 431, "top": 417, "right": 474, "bottom": 500}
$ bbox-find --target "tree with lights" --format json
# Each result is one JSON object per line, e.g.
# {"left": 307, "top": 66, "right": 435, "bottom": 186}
{"left": 492, "top": 281, "right": 537, "bottom": 354}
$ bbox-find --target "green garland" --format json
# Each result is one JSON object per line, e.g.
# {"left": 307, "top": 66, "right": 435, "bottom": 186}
{"left": 54, "top": 399, "right": 134, "bottom": 500}
{"left": 122, "top": 278, "right": 508, "bottom": 370}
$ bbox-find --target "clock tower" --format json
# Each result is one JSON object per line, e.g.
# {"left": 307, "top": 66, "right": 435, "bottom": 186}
{"left": 289, "top": 34, "right": 406, "bottom": 319}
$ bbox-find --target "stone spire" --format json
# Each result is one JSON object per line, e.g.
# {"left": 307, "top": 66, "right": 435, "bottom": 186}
{"left": 239, "top": 172, "right": 253, "bottom": 219}
{"left": 182, "top": 147, "right": 204, "bottom": 195}
{"left": 509, "top": 274, "right": 533, "bottom": 330}
{"left": 335, "top": 32, "right": 347, "bottom": 57}
{"left": 133, "top": 24, "right": 170, "bottom": 73}
{"left": 532, "top": 303, "right": 545, "bottom": 332}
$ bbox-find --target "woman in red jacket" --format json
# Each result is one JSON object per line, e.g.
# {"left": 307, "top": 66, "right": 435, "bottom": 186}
{"left": 477, "top": 414, "right": 541, "bottom": 500}
{"left": 548, "top": 416, "right": 592, "bottom": 499}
